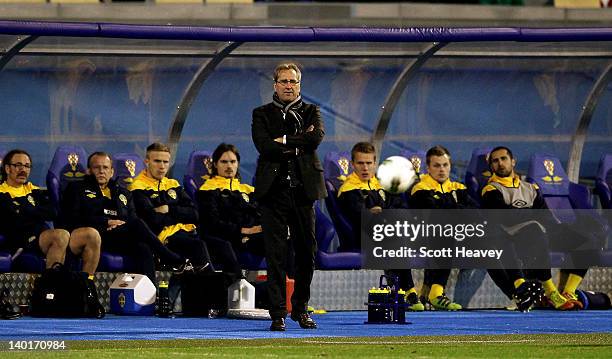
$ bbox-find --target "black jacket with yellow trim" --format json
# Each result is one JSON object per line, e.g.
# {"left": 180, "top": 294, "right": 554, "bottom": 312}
{"left": 0, "top": 182, "right": 56, "bottom": 244}
{"left": 129, "top": 171, "right": 198, "bottom": 236}
{"left": 196, "top": 176, "right": 260, "bottom": 243}
{"left": 337, "top": 172, "right": 406, "bottom": 230}
{"left": 409, "top": 174, "right": 477, "bottom": 209}
{"left": 60, "top": 174, "right": 137, "bottom": 233}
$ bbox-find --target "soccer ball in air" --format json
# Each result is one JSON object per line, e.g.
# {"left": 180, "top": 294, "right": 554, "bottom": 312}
{"left": 376, "top": 156, "right": 418, "bottom": 194}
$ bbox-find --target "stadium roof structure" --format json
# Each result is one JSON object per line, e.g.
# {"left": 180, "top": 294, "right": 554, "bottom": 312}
{"left": 0, "top": 21, "right": 610, "bottom": 183}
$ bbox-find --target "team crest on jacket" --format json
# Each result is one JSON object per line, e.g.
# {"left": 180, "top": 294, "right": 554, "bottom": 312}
{"left": 242, "top": 193, "right": 250, "bottom": 203}
{"left": 378, "top": 189, "right": 386, "bottom": 201}
{"left": 168, "top": 189, "right": 177, "bottom": 200}
{"left": 119, "top": 194, "right": 127, "bottom": 206}
{"left": 27, "top": 195, "right": 35, "bottom": 206}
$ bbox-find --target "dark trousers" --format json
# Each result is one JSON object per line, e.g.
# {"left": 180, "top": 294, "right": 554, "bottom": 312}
{"left": 260, "top": 186, "right": 316, "bottom": 320}
{"left": 424, "top": 269, "right": 451, "bottom": 288}
{"left": 166, "top": 230, "right": 213, "bottom": 269}
{"left": 486, "top": 223, "right": 554, "bottom": 299}
{"left": 204, "top": 233, "right": 266, "bottom": 276}
{"left": 385, "top": 269, "right": 415, "bottom": 291}
{"left": 102, "top": 218, "right": 183, "bottom": 283}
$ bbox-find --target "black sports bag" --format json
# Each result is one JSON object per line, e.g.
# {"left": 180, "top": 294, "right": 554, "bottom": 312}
{"left": 30, "top": 263, "right": 104, "bottom": 318}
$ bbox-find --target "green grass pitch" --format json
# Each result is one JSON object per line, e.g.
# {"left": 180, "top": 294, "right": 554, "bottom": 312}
{"left": 2, "top": 333, "right": 611, "bottom": 358}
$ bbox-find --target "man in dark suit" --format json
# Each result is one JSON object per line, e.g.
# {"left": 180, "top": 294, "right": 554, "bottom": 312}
{"left": 251, "top": 63, "right": 326, "bottom": 331}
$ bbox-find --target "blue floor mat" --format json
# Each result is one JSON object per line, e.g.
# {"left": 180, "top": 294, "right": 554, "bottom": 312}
{"left": 1, "top": 310, "right": 611, "bottom": 341}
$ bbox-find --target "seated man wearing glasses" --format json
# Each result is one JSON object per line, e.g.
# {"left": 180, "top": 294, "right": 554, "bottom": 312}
{"left": 0, "top": 149, "right": 103, "bottom": 314}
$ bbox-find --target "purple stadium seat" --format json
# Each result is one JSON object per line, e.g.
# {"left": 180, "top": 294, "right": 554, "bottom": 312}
{"left": 0, "top": 151, "right": 11, "bottom": 272}
{"left": 0, "top": 236, "right": 12, "bottom": 273}
{"left": 46, "top": 145, "right": 88, "bottom": 211}
{"left": 399, "top": 149, "right": 427, "bottom": 177}
{"left": 464, "top": 147, "right": 492, "bottom": 205}
{"left": 315, "top": 204, "right": 361, "bottom": 269}
{"left": 321, "top": 151, "right": 363, "bottom": 269}
{"left": 113, "top": 152, "right": 145, "bottom": 189}
{"left": 183, "top": 150, "right": 213, "bottom": 201}
{"left": 0, "top": 150, "right": 6, "bottom": 183}
{"left": 323, "top": 151, "right": 354, "bottom": 247}
{"left": 97, "top": 253, "right": 134, "bottom": 273}
{"left": 527, "top": 153, "right": 609, "bottom": 266}
{"left": 527, "top": 154, "right": 589, "bottom": 223}
{"left": 595, "top": 153, "right": 612, "bottom": 209}
{"left": 11, "top": 252, "right": 45, "bottom": 273}
{"left": 398, "top": 148, "right": 427, "bottom": 203}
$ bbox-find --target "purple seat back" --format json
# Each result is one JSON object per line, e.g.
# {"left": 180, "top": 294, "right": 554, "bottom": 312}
{"left": 595, "top": 154, "right": 612, "bottom": 209}
{"left": 527, "top": 154, "right": 570, "bottom": 196}
{"left": 46, "top": 145, "right": 88, "bottom": 209}
{"left": 465, "top": 147, "right": 492, "bottom": 204}
{"left": 113, "top": 153, "right": 145, "bottom": 189}
{"left": 323, "top": 151, "right": 351, "bottom": 190}
{"left": 323, "top": 151, "right": 355, "bottom": 249}
{"left": 399, "top": 149, "right": 427, "bottom": 176}
{"left": 527, "top": 153, "right": 576, "bottom": 223}
{"left": 183, "top": 150, "right": 212, "bottom": 200}
{"left": 0, "top": 150, "right": 6, "bottom": 183}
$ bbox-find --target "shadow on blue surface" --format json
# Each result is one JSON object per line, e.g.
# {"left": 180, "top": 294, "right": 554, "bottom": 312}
{"left": 1, "top": 310, "right": 611, "bottom": 341}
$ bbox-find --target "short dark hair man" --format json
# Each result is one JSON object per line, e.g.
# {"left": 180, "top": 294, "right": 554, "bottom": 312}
{"left": 61, "top": 151, "right": 186, "bottom": 283}
{"left": 129, "top": 143, "right": 213, "bottom": 271}
{"left": 251, "top": 63, "right": 326, "bottom": 331}
{"left": 482, "top": 146, "right": 581, "bottom": 310}
{"left": 337, "top": 141, "right": 423, "bottom": 311}
{"left": 409, "top": 145, "right": 475, "bottom": 311}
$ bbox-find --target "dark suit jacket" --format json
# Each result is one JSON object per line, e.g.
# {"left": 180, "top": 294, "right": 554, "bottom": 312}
{"left": 251, "top": 101, "right": 327, "bottom": 201}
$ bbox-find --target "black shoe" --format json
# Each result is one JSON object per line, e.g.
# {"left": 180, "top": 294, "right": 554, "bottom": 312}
{"left": 172, "top": 259, "right": 212, "bottom": 274}
{"left": 0, "top": 289, "right": 21, "bottom": 320}
{"left": 86, "top": 279, "right": 105, "bottom": 319}
{"left": 170, "top": 259, "right": 192, "bottom": 274}
{"left": 513, "top": 280, "right": 544, "bottom": 312}
{"left": 270, "top": 317, "right": 286, "bottom": 331}
{"left": 290, "top": 312, "right": 317, "bottom": 329}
